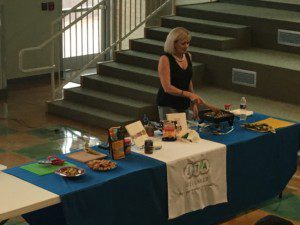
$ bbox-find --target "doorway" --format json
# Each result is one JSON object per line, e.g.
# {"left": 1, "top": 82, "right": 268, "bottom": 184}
{"left": 61, "top": 0, "right": 107, "bottom": 71}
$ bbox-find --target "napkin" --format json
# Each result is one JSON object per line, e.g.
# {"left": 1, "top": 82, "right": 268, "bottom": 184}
{"left": 255, "top": 118, "right": 294, "bottom": 129}
{"left": 230, "top": 109, "right": 253, "bottom": 116}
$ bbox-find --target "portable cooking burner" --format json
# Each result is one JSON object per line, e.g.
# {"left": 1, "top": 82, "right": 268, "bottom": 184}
{"left": 198, "top": 109, "right": 235, "bottom": 135}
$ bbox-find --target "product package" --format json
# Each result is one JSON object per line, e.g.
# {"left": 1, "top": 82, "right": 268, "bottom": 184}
{"left": 108, "top": 126, "right": 125, "bottom": 160}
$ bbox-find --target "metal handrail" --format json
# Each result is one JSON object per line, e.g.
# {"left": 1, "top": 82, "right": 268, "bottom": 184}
{"left": 52, "top": 0, "right": 91, "bottom": 25}
{"left": 57, "top": 0, "right": 172, "bottom": 92}
{"left": 19, "top": 0, "right": 174, "bottom": 100}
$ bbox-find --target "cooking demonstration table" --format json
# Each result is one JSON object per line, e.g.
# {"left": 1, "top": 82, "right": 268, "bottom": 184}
{"left": 1, "top": 113, "right": 299, "bottom": 225}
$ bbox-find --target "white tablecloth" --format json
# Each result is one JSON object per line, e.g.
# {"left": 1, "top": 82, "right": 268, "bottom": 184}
{"left": 134, "top": 139, "right": 227, "bottom": 219}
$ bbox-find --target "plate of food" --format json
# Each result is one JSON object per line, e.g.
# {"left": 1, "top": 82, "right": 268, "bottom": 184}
{"left": 86, "top": 159, "right": 117, "bottom": 172}
{"left": 55, "top": 166, "right": 85, "bottom": 178}
{"left": 242, "top": 123, "right": 275, "bottom": 133}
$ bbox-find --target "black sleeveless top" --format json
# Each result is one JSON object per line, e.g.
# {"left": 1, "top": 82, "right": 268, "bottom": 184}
{"left": 156, "top": 52, "right": 193, "bottom": 110}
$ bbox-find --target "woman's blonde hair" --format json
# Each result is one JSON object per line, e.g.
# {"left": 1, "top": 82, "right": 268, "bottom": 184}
{"left": 164, "top": 27, "right": 191, "bottom": 55}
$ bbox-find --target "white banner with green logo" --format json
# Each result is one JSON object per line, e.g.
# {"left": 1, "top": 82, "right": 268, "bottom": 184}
{"left": 135, "top": 140, "right": 227, "bottom": 219}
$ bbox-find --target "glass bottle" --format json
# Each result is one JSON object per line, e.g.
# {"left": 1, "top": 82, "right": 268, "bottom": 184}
{"left": 240, "top": 97, "right": 247, "bottom": 121}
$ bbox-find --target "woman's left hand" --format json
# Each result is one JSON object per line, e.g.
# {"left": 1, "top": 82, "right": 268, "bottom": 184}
{"left": 191, "top": 103, "right": 199, "bottom": 119}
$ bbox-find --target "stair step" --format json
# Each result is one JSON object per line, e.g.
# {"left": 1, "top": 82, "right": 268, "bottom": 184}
{"left": 176, "top": 2, "right": 300, "bottom": 54}
{"left": 116, "top": 48, "right": 204, "bottom": 72}
{"left": 115, "top": 50, "right": 160, "bottom": 70}
{"left": 64, "top": 87, "right": 155, "bottom": 118}
{"left": 48, "top": 100, "right": 136, "bottom": 128}
{"left": 130, "top": 38, "right": 300, "bottom": 72}
{"left": 192, "top": 46, "right": 300, "bottom": 71}
{"left": 81, "top": 74, "right": 157, "bottom": 103}
{"left": 177, "top": 2, "right": 300, "bottom": 24}
{"left": 161, "top": 15, "right": 251, "bottom": 38}
{"left": 98, "top": 62, "right": 160, "bottom": 87}
{"left": 145, "top": 26, "right": 239, "bottom": 50}
{"left": 219, "top": 0, "right": 300, "bottom": 12}
{"left": 115, "top": 48, "right": 205, "bottom": 87}
{"left": 129, "top": 39, "right": 164, "bottom": 57}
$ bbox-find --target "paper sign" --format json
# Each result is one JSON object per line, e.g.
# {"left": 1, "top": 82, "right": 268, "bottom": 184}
{"left": 125, "top": 121, "right": 148, "bottom": 148}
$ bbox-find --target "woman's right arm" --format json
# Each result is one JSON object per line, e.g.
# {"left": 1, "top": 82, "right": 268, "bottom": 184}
{"left": 158, "top": 55, "right": 203, "bottom": 103}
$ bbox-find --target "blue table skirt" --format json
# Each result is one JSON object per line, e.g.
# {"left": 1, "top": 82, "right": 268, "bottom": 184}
{"left": 171, "top": 114, "right": 299, "bottom": 225}
{"left": 5, "top": 113, "right": 300, "bottom": 225}
{"left": 5, "top": 151, "right": 168, "bottom": 225}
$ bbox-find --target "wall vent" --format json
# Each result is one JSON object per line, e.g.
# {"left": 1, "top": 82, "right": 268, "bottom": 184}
{"left": 278, "top": 29, "right": 300, "bottom": 47}
{"left": 232, "top": 68, "right": 256, "bottom": 87}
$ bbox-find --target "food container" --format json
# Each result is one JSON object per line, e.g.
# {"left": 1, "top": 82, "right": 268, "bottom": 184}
{"left": 162, "top": 121, "right": 176, "bottom": 141}
{"left": 124, "top": 137, "right": 132, "bottom": 155}
{"left": 48, "top": 155, "right": 65, "bottom": 166}
{"left": 144, "top": 140, "right": 153, "bottom": 154}
{"left": 198, "top": 109, "right": 234, "bottom": 126}
{"left": 145, "top": 124, "right": 155, "bottom": 137}
{"left": 55, "top": 166, "right": 85, "bottom": 178}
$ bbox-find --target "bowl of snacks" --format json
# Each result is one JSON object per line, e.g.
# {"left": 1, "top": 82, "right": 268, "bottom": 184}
{"left": 55, "top": 166, "right": 85, "bottom": 178}
{"left": 86, "top": 159, "right": 117, "bottom": 172}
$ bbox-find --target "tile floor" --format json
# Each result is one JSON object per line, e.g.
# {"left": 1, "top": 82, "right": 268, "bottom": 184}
{"left": 0, "top": 79, "right": 299, "bottom": 225}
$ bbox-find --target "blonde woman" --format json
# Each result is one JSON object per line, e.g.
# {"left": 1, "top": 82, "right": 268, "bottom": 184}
{"left": 156, "top": 27, "right": 204, "bottom": 120}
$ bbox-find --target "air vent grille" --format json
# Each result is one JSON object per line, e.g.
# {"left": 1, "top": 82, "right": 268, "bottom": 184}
{"left": 232, "top": 68, "right": 256, "bottom": 87}
{"left": 278, "top": 29, "right": 300, "bottom": 47}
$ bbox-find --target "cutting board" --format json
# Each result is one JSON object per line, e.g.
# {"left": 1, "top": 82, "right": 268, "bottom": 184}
{"left": 67, "top": 150, "right": 107, "bottom": 163}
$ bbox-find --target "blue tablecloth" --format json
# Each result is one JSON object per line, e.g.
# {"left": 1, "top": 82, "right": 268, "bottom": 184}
{"left": 5, "top": 150, "right": 168, "bottom": 225}
{"left": 169, "top": 113, "right": 300, "bottom": 225}
{"left": 4, "top": 113, "right": 300, "bottom": 225}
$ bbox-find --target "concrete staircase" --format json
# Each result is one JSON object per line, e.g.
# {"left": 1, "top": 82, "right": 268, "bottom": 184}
{"left": 48, "top": 0, "right": 300, "bottom": 128}
{"left": 174, "top": 1, "right": 300, "bottom": 104}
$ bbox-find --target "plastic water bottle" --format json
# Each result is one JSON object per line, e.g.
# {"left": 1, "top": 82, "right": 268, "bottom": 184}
{"left": 240, "top": 97, "right": 247, "bottom": 121}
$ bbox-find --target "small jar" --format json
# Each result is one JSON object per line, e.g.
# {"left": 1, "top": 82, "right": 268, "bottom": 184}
{"left": 145, "top": 124, "right": 155, "bottom": 137}
{"left": 144, "top": 140, "right": 153, "bottom": 154}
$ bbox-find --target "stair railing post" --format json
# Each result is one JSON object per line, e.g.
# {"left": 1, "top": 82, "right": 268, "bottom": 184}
{"left": 109, "top": 0, "right": 115, "bottom": 59}
{"left": 102, "top": 0, "right": 109, "bottom": 60}
{"left": 118, "top": 0, "right": 122, "bottom": 50}
{"left": 172, "top": 0, "right": 175, "bottom": 15}
{"left": 50, "top": 22, "right": 56, "bottom": 101}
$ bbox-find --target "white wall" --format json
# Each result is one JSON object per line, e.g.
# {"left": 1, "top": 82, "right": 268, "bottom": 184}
{"left": 2, "top": 0, "right": 61, "bottom": 80}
